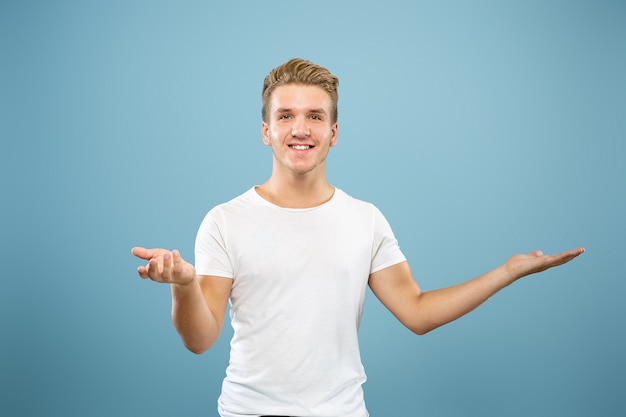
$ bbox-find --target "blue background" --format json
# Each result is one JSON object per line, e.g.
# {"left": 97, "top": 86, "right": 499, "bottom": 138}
{"left": 2, "top": 1, "right": 624, "bottom": 416}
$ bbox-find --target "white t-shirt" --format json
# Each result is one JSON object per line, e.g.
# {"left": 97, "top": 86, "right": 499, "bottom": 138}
{"left": 195, "top": 187, "right": 406, "bottom": 417}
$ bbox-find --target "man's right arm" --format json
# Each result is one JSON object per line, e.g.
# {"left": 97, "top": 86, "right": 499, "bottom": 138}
{"left": 171, "top": 275, "right": 231, "bottom": 354}
{"left": 132, "top": 247, "right": 232, "bottom": 354}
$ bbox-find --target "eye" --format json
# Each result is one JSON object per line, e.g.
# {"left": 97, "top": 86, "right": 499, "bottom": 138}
{"left": 279, "top": 114, "right": 292, "bottom": 120}
{"left": 309, "top": 114, "right": 322, "bottom": 120}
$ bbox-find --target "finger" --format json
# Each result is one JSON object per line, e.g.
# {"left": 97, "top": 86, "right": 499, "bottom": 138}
{"left": 555, "top": 247, "right": 584, "bottom": 260}
{"left": 148, "top": 256, "right": 163, "bottom": 280}
{"left": 132, "top": 246, "right": 154, "bottom": 260}
{"left": 160, "top": 252, "right": 173, "bottom": 281}
{"left": 545, "top": 248, "right": 584, "bottom": 268}
{"left": 564, "top": 247, "right": 585, "bottom": 261}
{"left": 137, "top": 265, "right": 150, "bottom": 278}
{"left": 172, "top": 249, "right": 183, "bottom": 275}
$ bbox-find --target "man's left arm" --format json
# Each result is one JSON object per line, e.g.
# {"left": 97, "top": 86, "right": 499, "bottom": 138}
{"left": 368, "top": 248, "right": 584, "bottom": 335}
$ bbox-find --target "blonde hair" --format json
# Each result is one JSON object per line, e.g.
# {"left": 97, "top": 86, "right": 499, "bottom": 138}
{"left": 261, "top": 58, "right": 339, "bottom": 123}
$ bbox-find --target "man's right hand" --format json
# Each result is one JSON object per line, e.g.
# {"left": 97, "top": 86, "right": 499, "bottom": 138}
{"left": 131, "top": 247, "right": 196, "bottom": 285}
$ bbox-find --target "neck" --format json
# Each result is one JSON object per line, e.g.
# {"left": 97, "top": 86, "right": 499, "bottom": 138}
{"left": 256, "top": 173, "right": 334, "bottom": 209}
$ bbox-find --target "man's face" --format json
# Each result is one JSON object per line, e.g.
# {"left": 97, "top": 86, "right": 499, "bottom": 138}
{"left": 262, "top": 84, "right": 338, "bottom": 177}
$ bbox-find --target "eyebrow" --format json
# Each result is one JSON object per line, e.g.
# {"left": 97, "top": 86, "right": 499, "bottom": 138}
{"left": 275, "top": 108, "right": 328, "bottom": 115}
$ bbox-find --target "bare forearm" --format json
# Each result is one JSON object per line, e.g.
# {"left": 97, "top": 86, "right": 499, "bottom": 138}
{"left": 412, "top": 264, "right": 515, "bottom": 335}
{"left": 171, "top": 278, "right": 220, "bottom": 354}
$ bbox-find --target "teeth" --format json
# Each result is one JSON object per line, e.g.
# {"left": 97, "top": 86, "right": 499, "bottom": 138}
{"left": 291, "top": 145, "right": 310, "bottom": 150}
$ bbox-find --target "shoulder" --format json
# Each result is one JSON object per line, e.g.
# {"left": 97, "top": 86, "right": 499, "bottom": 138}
{"left": 207, "top": 187, "right": 259, "bottom": 214}
{"left": 198, "top": 187, "right": 261, "bottom": 228}
{"left": 334, "top": 188, "right": 372, "bottom": 207}
{"left": 333, "top": 188, "right": 383, "bottom": 215}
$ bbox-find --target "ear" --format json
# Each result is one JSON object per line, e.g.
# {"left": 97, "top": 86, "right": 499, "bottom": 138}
{"left": 261, "top": 121, "right": 271, "bottom": 146}
{"left": 329, "top": 122, "right": 338, "bottom": 147}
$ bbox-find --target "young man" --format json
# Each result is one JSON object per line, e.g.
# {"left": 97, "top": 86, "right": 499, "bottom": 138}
{"left": 132, "top": 58, "right": 584, "bottom": 417}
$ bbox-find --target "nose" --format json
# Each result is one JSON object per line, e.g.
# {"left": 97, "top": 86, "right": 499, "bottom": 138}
{"left": 291, "top": 117, "right": 310, "bottom": 137}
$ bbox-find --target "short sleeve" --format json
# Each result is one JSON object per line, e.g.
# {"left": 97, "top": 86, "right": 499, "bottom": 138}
{"left": 370, "top": 206, "right": 406, "bottom": 274}
{"left": 194, "top": 208, "right": 235, "bottom": 278}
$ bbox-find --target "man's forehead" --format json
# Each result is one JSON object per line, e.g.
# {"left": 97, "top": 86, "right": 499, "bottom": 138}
{"left": 270, "top": 84, "right": 332, "bottom": 111}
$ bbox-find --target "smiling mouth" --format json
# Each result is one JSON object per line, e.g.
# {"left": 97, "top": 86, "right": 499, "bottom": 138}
{"left": 289, "top": 145, "right": 314, "bottom": 150}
